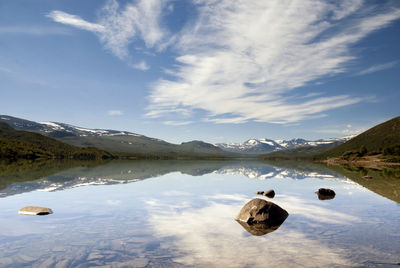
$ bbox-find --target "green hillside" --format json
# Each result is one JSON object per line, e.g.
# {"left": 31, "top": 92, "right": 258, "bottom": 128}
{"left": 0, "top": 123, "right": 114, "bottom": 160}
{"left": 319, "top": 116, "right": 400, "bottom": 159}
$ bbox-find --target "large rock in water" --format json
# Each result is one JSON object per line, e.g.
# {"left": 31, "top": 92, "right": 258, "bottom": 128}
{"left": 18, "top": 206, "right": 53, "bottom": 216}
{"left": 236, "top": 198, "right": 288, "bottom": 236}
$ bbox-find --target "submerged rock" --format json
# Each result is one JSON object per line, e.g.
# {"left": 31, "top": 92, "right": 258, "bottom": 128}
{"left": 255, "top": 191, "right": 264, "bottom": 195}
{"left": 236, "top": 198, "right": 288, "bottom": 236}
{"left": 263, "top": 189, "right": 275, "bottom": 198}
{"left": 18, "top": 206, "right": 53, "bottom": 216}
{"left": 316, "top": 188, "right": 336, "bottom": 200}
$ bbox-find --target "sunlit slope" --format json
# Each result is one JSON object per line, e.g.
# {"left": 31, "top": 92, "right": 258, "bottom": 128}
{"left": 320, "top": 116, "right": 400, "bottom": 158}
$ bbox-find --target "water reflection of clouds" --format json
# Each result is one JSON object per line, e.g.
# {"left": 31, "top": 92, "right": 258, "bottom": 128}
{"left": 277, "top": 195, "right": 360, "bottom": 225}
{"left": 145, "top": 193, "right": 354, "bottom": 267}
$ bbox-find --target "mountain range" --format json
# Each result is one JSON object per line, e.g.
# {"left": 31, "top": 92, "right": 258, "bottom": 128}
{"left": 2, "top": 114, "right": 399, "bottom": 160}
{"left": 0, "top": 115, "right": 228, "bottom": 158}
{"left": 216, "top": 136, "right": 354, "bottom": 154}
{"left": 0, "top": 115, "right": 356, "bottom": 157}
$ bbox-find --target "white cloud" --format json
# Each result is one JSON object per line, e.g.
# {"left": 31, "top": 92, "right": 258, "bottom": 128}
{"left": 316, "top": 125, "right": 365, "bottom": 136}
{"left": 163, "top": 120, "right": 193, "bottom": 126}
{"left": 358, "top": 61, "right": 398, "bottom": 75}
{"left": 107, "top": 110, "right": 123, "bottom": 116}
{"left": 47, "top": 0, "right": 168, "bottom": 59}
{"left": 47, "top": 11, "right": 105, "bottom": 33}
{"left": 147, "top": 0, "right": 400, "bottom": 124}
{"left": 131, "top": 60, "right": 150, "bottom": 71}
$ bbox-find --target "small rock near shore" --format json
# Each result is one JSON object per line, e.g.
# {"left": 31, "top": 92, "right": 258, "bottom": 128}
{"left": 255, "top": 191, "right": 264, "bottom": 195}
{"left": 263, "top": 190, "right": 275, "bottom": 198}
{"left": 316, "top": 188, "right": 336, "bottom": 200}
{"left": 18, "top": 206, "right": 53, "bottom": 216}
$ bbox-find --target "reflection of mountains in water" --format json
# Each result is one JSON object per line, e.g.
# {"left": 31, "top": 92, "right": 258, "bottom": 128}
{"left": 1, "top": 160, "right": 351, "bottom": 198}
{"left": 217, "top": 161, "right": 349, "bottom": 181}
{"left": 0, "top": 160, "right": 229, "bottom": 197}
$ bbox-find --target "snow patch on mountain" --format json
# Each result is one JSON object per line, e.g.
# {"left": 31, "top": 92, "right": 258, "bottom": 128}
{"left": 40, "top": 120, "right": 143, "bottom": 137}
{"left": 40, "top": 122, "right": 65, "bottom": 130}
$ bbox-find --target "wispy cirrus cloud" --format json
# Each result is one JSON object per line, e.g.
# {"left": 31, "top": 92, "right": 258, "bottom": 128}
{"left": 147, "top": 0, "right": 400, "bottom": 124}
{"left": 47, "top": 0, "right": 400, "bottom": 125}
{"left": 358, "top": 61, "right": 398, "bottom": 75}
{"left": 47, "top": 11, "right": 105, "bottom": 33}
{"left": 47, "top": 0, "right": 168, "bottom": 59}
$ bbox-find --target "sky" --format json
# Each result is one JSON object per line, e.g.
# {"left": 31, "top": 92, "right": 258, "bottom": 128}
{"left": 0, "top": 0, "right": 400, "bottom": 144}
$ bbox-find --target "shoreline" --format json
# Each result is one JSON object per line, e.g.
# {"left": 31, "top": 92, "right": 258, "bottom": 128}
{"left": 322, "top": 155, "right": 400, "bottom": 169}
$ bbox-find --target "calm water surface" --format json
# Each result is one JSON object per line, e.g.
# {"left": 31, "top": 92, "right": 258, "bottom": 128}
{"left": 0, "top": 160, "right": 399, "bottom": 267}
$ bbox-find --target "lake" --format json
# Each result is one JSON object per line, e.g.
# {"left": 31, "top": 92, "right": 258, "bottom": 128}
{"left": 0, "top": 160, "right": 399, "bottom": 267}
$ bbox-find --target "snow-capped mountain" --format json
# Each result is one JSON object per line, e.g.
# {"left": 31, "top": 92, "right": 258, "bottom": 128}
{"left": 0, "top": 115, "right": 225, "bottom": 156}
{"left": 217, "top": 138, "right": 284, "bottom": 153}
{"left": 216, "top": 136, "right": 355, "bottom": 154}
{"left": 0, "top": 114, "right": 354, "bottom": 156}
{"left": 0, "top": 115, "right": 141, "bottom": 137}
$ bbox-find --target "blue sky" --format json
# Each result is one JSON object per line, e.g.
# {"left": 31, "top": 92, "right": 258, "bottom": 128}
{"left": 0, "top": 0, "right": 400, "bottom": 144}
